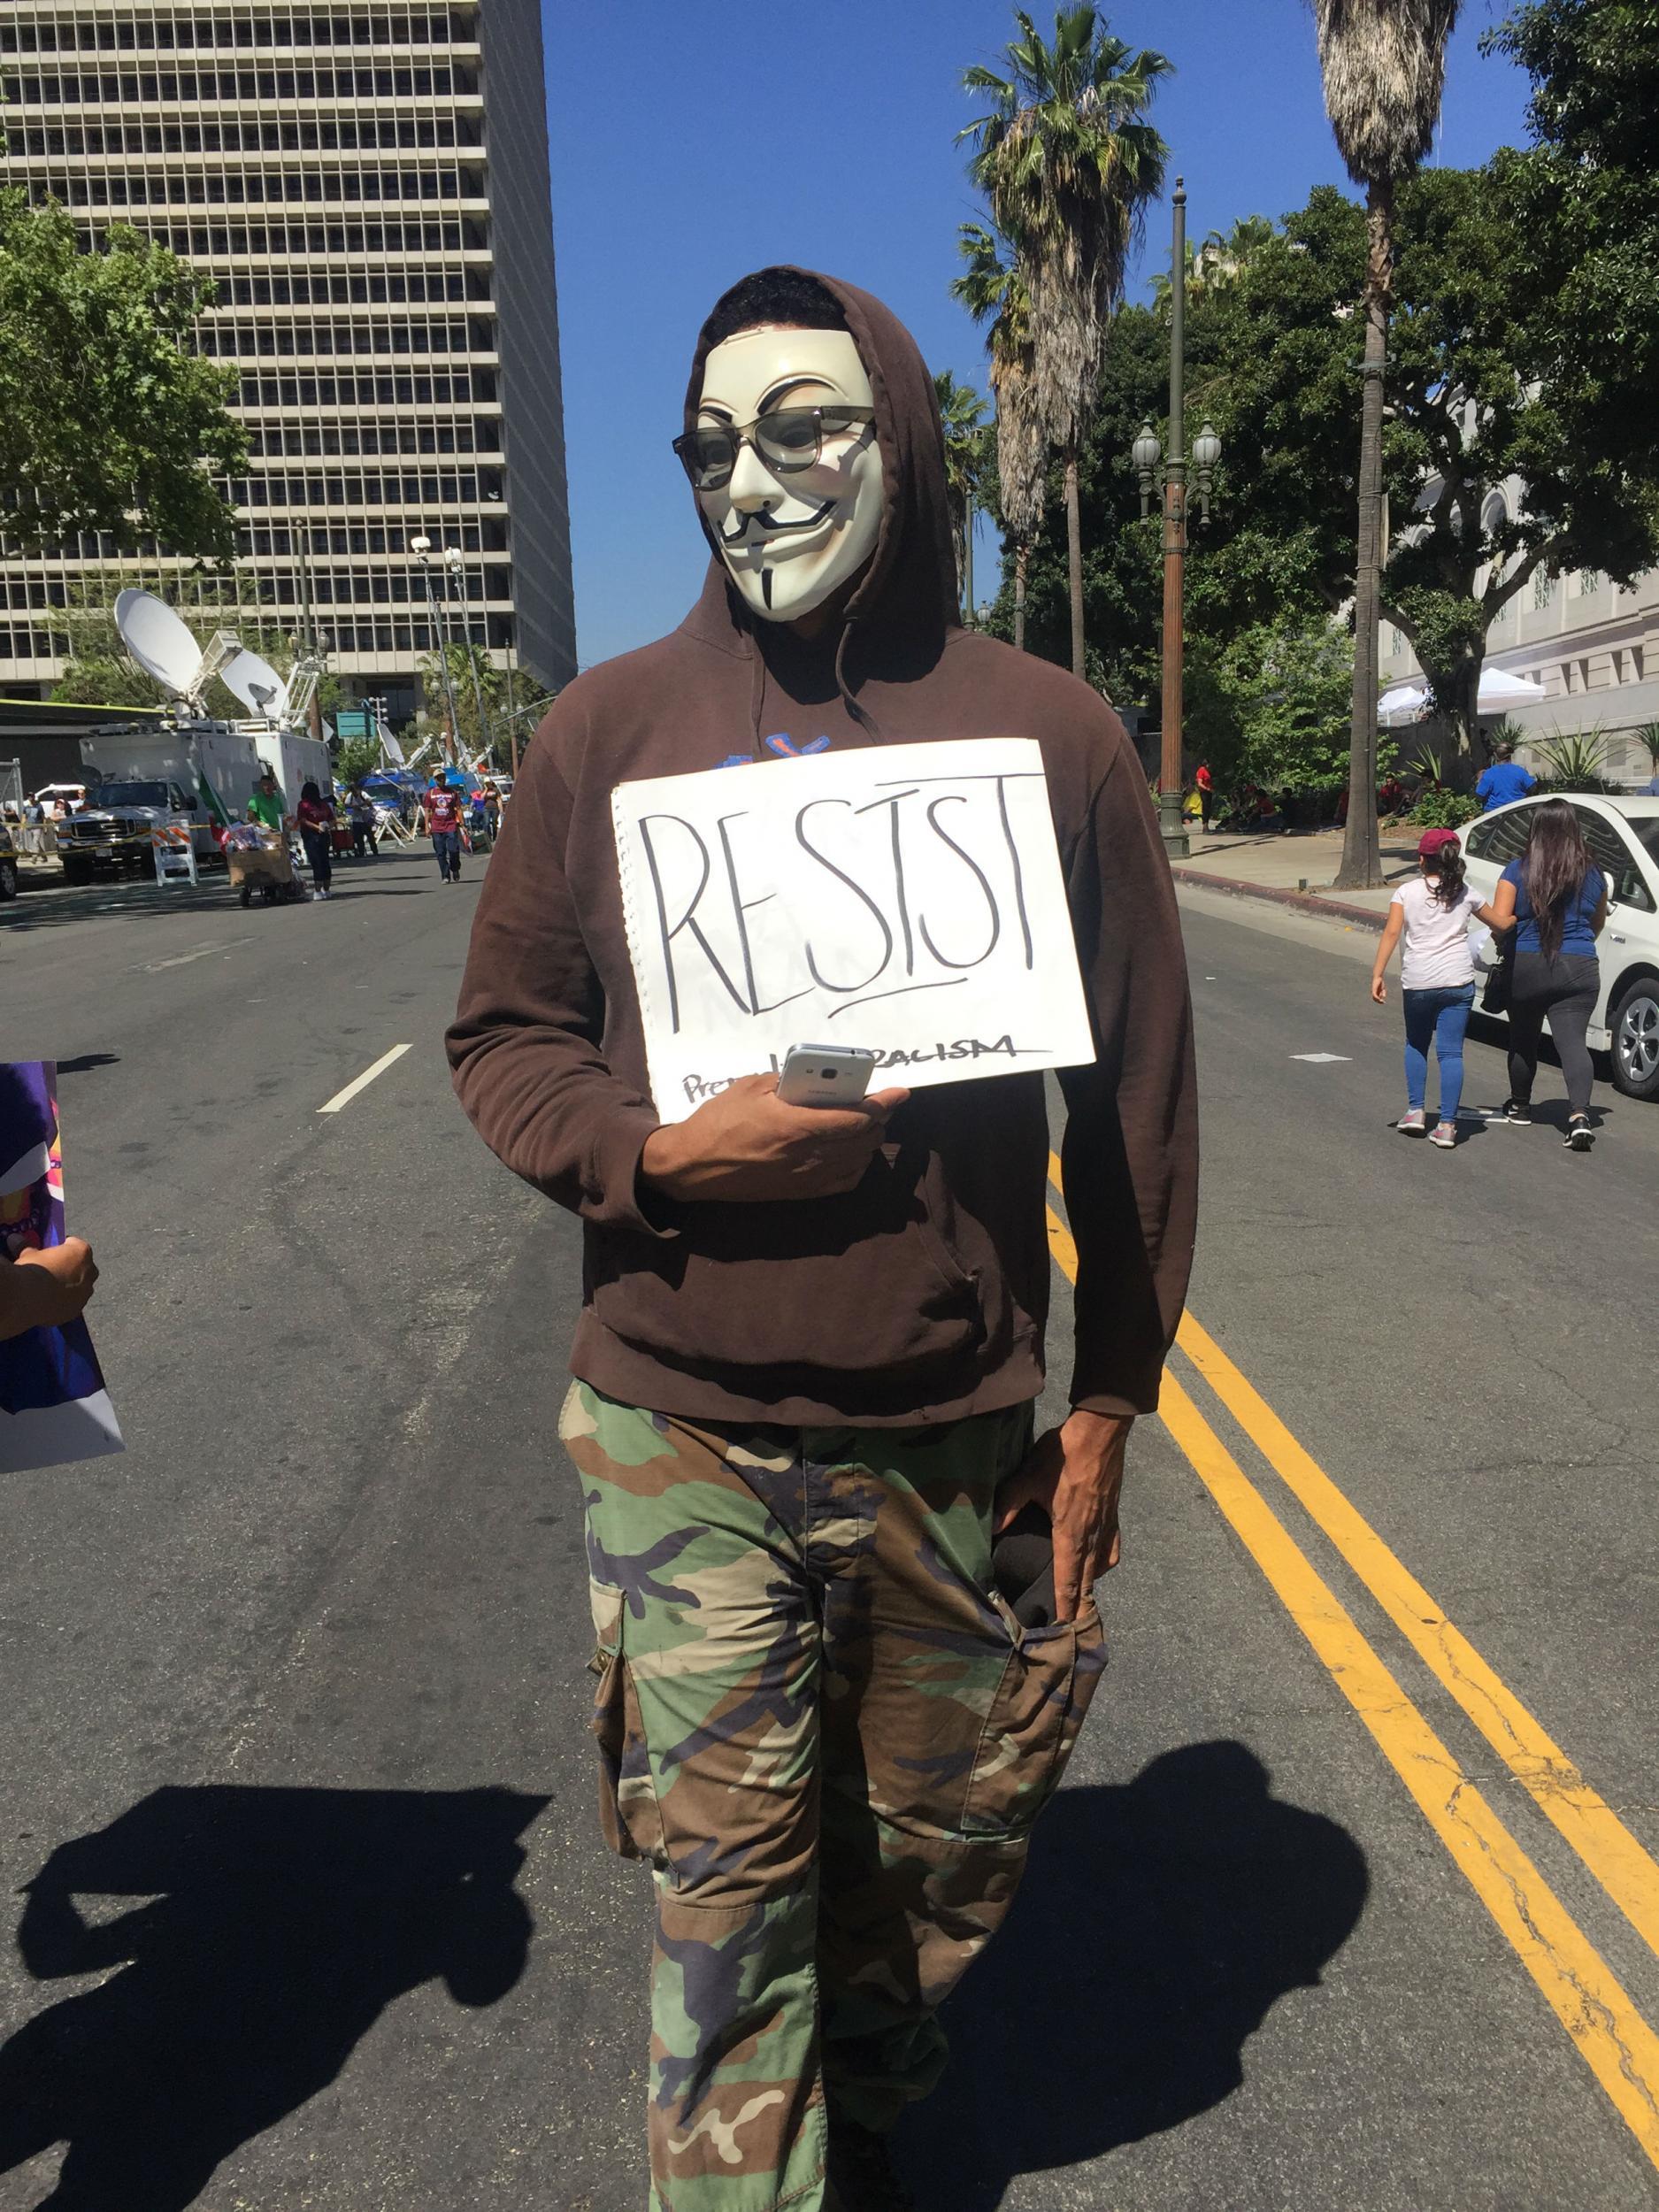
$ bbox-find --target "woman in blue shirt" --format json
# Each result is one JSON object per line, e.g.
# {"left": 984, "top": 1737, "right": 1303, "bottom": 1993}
{"left": 1489, "top": 799, "right": 1607, "bottom": 1148}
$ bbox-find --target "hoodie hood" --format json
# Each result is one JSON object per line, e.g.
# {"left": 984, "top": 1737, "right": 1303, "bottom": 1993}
{"left": 681, "top": 267, "right": 960, "bottom": 732}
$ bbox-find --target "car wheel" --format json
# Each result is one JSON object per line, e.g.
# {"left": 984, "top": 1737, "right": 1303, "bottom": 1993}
{"left": 0, "top": 857, "right": 17, "bottom": 902}
{"left": 1609, "top": 976, "right": 1659, "bottom": 1102}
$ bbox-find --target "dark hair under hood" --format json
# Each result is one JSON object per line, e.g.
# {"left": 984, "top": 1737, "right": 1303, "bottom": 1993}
{"left": 681, "top": 265, "right": 959, "bottom": 741}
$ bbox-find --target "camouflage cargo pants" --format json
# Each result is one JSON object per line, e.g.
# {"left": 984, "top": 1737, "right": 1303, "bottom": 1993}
{"left": 560, "top": 1381, "right": 1107, "bottom": 2212}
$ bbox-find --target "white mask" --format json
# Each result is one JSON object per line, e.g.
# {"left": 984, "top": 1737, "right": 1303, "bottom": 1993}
{"left": 691, "top": 326, "right": 884, "bottom": 623}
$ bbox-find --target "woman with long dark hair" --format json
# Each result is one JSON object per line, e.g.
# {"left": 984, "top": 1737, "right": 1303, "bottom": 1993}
{"left": 295, "top": 779, "right": 338, "bottom": 902}
{"left": 1371, "top": 827, "right": 1506, "bottom": 1147}
{"left": 1489, "top": 798, "right": 1606, "bottom": 1148}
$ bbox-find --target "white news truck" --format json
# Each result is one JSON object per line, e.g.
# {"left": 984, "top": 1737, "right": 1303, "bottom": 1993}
{"left": 65, "top": 724, "right": 263, "bottom": 885}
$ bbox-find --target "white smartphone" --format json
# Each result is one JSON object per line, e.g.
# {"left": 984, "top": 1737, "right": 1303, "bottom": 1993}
{"left": 776, "top": 1043, "right": 879, "bottom": 1109}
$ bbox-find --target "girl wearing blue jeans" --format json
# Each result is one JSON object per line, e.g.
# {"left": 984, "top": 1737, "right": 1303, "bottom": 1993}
{"left": 1371, "top": 827, "right": 1507, "bottom": 1149}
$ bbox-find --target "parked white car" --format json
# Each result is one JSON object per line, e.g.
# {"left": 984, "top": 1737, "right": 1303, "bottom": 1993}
{"left": 1461, "top": 795, "right": 1659, "bottom": 1102}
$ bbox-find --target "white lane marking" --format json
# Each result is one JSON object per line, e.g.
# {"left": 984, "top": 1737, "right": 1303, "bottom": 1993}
{"left": 137, "top": 936, "right": 253, "bottom": 972}
{"left": 1290, "top": 1052, "right": 1353, "bottom": 1063}
{"left": 317, "top": 1041, "right": 413, "bottom": 1115}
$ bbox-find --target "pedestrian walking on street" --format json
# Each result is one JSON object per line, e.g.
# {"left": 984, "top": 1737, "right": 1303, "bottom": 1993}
{"left": 449, "top": 265, "right": 1198, "bottom": 2212}
{"left": 347, "top": 782, "right": 379, "bottom": 859}
{"left": 1371, "top": 827, "right": 1507, "bottom": 1148}
{"left": 1488, "top": 798, "right": 1607, "bottom": 1148}
{"left": 1195, "top": 759, "right": 1214, "bottom": 832}
{"left": 296, "top": 780, "right": 337, "bottom": 901}
{"left": 424, "top": 770, "right": 464, "bottom": 883}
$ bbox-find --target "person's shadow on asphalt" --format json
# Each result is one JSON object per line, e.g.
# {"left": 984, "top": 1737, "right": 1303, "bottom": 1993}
{"left": 895, "top": 1741, "right": 1369, "bottom": 2209}
{"left": 0, "top": 1783, "right": 547, "bottom": 2209}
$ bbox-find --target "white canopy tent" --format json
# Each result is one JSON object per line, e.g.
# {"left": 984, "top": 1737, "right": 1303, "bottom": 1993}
{"left": 1378, "top": 668, "right": 1547, "bottom": 725}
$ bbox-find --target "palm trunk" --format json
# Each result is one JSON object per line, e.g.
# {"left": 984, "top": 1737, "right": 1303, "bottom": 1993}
{"left": 1334, "top": 177, "right": 1394, "bottom": 893}
{"left": 1064, "top": 447, "right": 1086, "bottom": 682}
{"left": 1013, "top": 541, "right": 1029, "bottom": 652}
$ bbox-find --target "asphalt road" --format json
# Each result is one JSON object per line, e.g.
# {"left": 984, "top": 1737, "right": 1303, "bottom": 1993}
{"left": 2, "top": 852, "right": 1655, "bottom": 2211}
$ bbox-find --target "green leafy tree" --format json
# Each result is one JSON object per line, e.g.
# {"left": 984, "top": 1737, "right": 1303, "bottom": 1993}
{"left": 1486, "top": 1, "right": 1659, "bottom": 484}
{"left": 933, "top": 369, "right": 989, "bottom": 611}
{"left": 961, "top": 7, "right": 1171, "bottom": 680}
{"left": 1310, "top": 0, "right": 1461, "bottom": 888}
{"left": 334, "top": 733, "right": 384, "bottom": 787}
{"left": 0, "top": 192, "right": 246, "bottom": 557}
{"left": 1187, "top": 618, "right": 1364, "bottom": 804}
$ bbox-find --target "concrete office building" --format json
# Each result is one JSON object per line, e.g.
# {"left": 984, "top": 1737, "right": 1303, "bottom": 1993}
{"left": 0, "top": 0, "right": 575, "bottom": 719}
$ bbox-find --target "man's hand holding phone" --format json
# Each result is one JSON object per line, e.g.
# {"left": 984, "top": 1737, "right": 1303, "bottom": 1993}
{"left": 640, "top": 1057, "right": 907, "bottom": 1205}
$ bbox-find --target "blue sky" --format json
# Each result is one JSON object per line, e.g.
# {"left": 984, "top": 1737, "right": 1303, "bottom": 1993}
{"left": 541, "top": 0, "right": 1534, "bottom": 672}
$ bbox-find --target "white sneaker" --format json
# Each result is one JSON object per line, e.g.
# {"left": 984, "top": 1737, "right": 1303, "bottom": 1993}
{"left": 1398, "top": 1109, "right": 1427, "bottom": 1136}
{"left": 1429, "top": 1119, "right": 1456, "bottom": 1148}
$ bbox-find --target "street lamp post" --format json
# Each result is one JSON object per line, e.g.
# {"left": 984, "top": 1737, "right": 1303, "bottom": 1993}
{"left": 1131, "top": 177, "right": 1224, "bottom": 863}
{"left": 411, "top": 534, "right": 460, "bottom": 760}
{"left": 445, "top": 545, "right": 495, "bottom": 770}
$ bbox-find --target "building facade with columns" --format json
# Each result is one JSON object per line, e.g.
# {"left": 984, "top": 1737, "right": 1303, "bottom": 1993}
{"left": 0, "top": 0, "right": 575, "bottom": 722}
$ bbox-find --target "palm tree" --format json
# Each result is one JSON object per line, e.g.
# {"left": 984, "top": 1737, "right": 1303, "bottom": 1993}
{"left": 933, "top": 368, "right": 989, "bottom": 613}
{"left": 1312, "top": 0, "right": 1460, "bottom": 890}
{"left": 962, "top": 7, "right": 1171, "bottom": 682}
{"left": 952, "top": 222, "right": 1045, "bottom": 649}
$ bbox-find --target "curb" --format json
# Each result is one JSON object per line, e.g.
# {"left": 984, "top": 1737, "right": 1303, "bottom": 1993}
{"left": 1171, "top": 866, "right": 1388, "bottom": 933}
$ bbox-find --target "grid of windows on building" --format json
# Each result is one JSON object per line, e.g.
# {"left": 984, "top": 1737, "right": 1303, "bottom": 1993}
{"left": 1534, "top": 567, "right": 1554, "bottom": 611}
{"left": 0, "top": 0, "right": 574, "bottom": 717}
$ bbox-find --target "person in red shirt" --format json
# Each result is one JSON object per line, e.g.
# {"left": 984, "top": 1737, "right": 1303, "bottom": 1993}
{"left": 1194, "top": 759, "right": 1215, "bottom": 832}
{"left": 423, "top": 771, "right": 465, "bottom": 883}
{"left": 295, "top": 780, "right": 337, "bottom": 901}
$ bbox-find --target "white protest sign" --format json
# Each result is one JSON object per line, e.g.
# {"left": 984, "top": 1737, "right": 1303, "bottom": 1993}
{"left": 611, "top": 738, "right": 1095, "bottom": 1122}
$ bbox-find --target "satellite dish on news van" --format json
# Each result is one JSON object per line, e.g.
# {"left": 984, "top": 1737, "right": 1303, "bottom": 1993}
{"left": 114, "top": 588, "right": 206, "bottom": 702}
{"left": 219, "top": 648, "right": 291, "bottom": 722}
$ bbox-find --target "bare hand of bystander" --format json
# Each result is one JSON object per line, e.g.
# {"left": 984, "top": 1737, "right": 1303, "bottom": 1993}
{"left": 1, "top": 1237, "right": 99, "bottom": 1339}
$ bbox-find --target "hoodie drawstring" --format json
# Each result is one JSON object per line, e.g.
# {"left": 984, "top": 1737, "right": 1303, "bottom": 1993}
{"left": 833, "top": 617, "right": 881, "bottom": 738}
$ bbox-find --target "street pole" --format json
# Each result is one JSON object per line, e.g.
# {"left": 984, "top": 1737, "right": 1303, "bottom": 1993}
{"left": 446, "top": 549, "right": 493, "bottom": 769}
{"left": 1159, "top": 180, "right": 1190, "bottom": 861}
{"left": 504, "top": 641, "right": 519, "bottom": 781}
{"left": 297, "top": 535, "right": 326, "bottom": 744}
{"left": 413, "top": 538, "right": 460, "bottom": 760}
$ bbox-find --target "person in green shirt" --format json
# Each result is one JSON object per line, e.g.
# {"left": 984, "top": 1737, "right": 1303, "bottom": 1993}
{"left": 247, "top": 770, "right": 285, "bottom": 833}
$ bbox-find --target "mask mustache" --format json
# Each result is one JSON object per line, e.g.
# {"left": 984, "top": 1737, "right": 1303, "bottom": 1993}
{"left": 717, "top": 495, "right": 837, "bottom": 550}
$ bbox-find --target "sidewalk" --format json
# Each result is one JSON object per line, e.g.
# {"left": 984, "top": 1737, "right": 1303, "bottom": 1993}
{"left": 1170, "top": 826, "right": 1423, "bottom": 931}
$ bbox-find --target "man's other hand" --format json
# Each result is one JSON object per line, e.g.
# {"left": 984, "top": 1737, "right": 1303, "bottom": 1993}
{"left": 995, "top": 1408, "right": 1133, "bottom": 1623}
{"left": 640, "top": 1075, "right": 910, "bottom": 1204}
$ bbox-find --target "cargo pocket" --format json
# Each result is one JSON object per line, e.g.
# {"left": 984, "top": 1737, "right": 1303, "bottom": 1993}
{"left": 958, "top": 1600, "right": 1108, "bottom": 1839}
{"left": 587, "top": 1578, "right": 667, "bottom": 1869}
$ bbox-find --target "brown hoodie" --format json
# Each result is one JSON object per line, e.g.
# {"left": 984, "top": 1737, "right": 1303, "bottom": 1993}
{"left": 448, "top": 267, "right": 1197, "bottom": 1426}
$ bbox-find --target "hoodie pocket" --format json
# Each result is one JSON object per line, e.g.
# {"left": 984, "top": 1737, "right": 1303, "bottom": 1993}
{"left": 587, "top": 1578, "right": 667, "bottom": 1867}
{"left": 589, "top": 1156, "right": 986, "bottom": 1379}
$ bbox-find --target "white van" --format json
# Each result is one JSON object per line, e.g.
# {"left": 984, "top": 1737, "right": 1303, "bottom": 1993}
{"left": 1461, "top": 795, "right": 1659, "bottom": 1102}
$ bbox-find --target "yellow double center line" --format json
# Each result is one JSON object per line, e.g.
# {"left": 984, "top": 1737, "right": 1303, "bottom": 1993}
{"left": 1046, "top": 1162, "right": 1659, "bottom": 2168}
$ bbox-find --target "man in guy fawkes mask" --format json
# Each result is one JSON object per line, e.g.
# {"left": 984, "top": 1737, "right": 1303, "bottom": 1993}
{"left": 451, "top": 269, "right": 1197, "bottom": 2212}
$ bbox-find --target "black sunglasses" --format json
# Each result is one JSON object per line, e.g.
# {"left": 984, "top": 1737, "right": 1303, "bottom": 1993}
{"left": 672, "top": 405, "right": 875, "bottom": 491}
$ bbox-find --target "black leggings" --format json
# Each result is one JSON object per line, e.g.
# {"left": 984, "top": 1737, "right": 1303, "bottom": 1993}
{"left": 300, "top": 826, "right": 333, "bottom": 893}
{"left": 1508, "top": 952, "right": 1598, "bottom": 1117}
